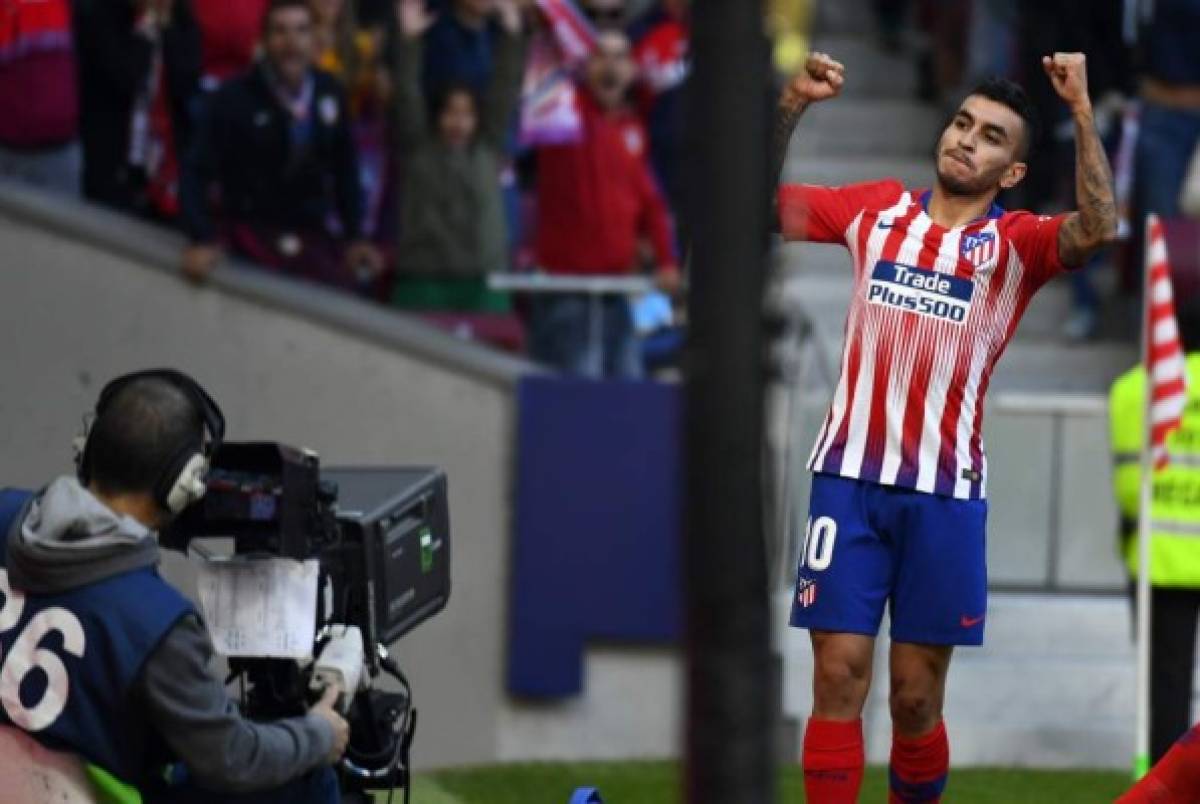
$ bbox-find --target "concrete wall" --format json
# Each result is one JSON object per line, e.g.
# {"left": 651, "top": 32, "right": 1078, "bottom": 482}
{"left": 0, "top": 183, "right": 533, "bottom": 769}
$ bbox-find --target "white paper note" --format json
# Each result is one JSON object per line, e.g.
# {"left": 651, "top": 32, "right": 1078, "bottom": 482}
{"left": 195, "top": 557, "right": 319, "bottom": 659}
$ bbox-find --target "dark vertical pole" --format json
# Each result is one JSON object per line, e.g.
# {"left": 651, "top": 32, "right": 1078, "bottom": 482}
{"left": 684, "top": 0, "right": 774, "bottom": 802}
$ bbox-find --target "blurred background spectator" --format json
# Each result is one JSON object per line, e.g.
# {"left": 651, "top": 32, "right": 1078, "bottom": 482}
{"left": 1011, "top": 0, "right": 1131, "bottom": 340}
{"left": 580, "top": 0, "right": 627, "bottom": 30}
{"left": 767, "top": 0, "right": 813, "bottom": 74}
{"left": 15, "top": 0, "right": 1199, "bottom": 375}
{"left": 423, "top": 0, "right": 524, "bottom": 264}
{"left": 529, "top": 29, "right": 679, "bottom": 379}
{"left": 74, "top": 0, "right": 201, "bottom": 217}
{"left": 193, "top": 0, "right": 270, "bottom": 87}
{"left": 0, "top": 0, "right": 80, "bottom": 194}
{"left": 1132, "top": 0, "right": 1200, "bottom": 259}
{"left": 310, "top": 0, "right": 392, "bottom": 243}
{"left": 1013, "top": 0, "right": 1131, "bottom": 214}
{"left": 390, "top": 0, "right": 528, "bottom": 313}
{"left": 631, "top": 0, "right": 688, "bottom": 248}
{"left": 179, "top": 0, "right": 382, "bottom": 290}
{"left": 423, "top": 0, "right": 500, "bottom": 97}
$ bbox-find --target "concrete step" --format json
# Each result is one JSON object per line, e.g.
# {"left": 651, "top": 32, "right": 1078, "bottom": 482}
{"left": 813, "top": 0, "right": 877, "bottom": 37}
{"left": 784, "top": 154, "right": 933, "bottom": 189}
{"left": 990, "top": 339, "right": 1136, "bottom": 393}
{"left": 970, "top": 594, "right": 1132, "bottom": 658}
{"left": 788, "top": 98, "right": 944, "bottom": 158}
{"left": 808, "top": 34, "right": 920, "bottom": 100}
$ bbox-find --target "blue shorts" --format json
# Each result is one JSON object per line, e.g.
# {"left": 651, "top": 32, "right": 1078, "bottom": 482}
{"left": 789, "top": 473, "right": 988, "bottom": 646}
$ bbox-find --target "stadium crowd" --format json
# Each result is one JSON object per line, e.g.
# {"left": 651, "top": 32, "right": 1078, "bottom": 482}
{"left": 0, "top": 0, "right": 698, "bottom": 378}
{"left": 0, "top": 0, "right": 1197, "bottom": 363}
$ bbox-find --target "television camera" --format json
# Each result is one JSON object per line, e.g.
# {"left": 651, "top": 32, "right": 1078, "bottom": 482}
{"left": 161, "top": 442, "right": 451, "bottom": 803}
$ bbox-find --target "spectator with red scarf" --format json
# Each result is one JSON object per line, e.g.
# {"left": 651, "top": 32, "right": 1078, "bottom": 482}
{"left": 73, "top": 0, "right": 201, "bottom": 216}
{"left": 531, "top": 29, "right": 679, "bottom": 379}
{"left": 0, "top": 0, "right": 80, "bottom": 194}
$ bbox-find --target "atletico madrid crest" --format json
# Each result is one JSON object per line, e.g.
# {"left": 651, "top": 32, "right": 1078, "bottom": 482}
{"left": 960, "top": 232, "right": 997, "bottom": 267}
{"left": 796, "top": 577, "right": 818, "bottom": 608}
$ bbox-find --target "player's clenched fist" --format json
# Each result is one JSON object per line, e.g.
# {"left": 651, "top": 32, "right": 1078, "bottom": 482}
{"left": 781, "top": 51, "right": 845, "bottom": 113}
{"left": 1042, "top": 52, "right": 1091, "bottom": 114}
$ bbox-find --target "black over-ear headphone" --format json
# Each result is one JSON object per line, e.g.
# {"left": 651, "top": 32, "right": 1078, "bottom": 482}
{"left": 75, "top": 369, "right": 226, "bottom": 514}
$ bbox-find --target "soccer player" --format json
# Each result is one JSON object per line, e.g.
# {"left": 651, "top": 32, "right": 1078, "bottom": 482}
{"left": 1118, "top": 722, "right": 1200, "bottom": 802}
{"left": 773, "top": 52, "right": 1118, "bottom": 802}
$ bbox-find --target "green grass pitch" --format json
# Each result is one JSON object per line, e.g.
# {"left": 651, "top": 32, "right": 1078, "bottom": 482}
{"left": 380, "top": 761, "right": 1131, "bottom": 802}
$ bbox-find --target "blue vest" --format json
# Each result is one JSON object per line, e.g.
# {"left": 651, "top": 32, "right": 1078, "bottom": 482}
{"left": 0, "top": 488, "right": 194, "bottom": 785}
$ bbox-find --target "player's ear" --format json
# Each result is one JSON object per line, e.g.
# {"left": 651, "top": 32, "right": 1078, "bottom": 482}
{"left": 1000, "top": 160, "right": 1027, "bottom": 190}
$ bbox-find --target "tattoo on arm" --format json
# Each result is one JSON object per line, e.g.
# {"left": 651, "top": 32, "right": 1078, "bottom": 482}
{"left": 1058, "top": 111, "right": 1118, "bottom": 266}
{"left": 770, "top": 103, "right": 806, "bottom": 231}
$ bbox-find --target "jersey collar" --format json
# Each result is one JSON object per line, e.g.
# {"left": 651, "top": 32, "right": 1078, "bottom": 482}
{"left": 918, "top": 189, "right": 1004, "bottom": 227}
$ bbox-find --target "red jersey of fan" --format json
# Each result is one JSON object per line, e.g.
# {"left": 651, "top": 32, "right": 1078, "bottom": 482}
{"left": 535, "top": 88, "right": 676, "bottom": 275}
{"left": 778, "top": 179, "right": 1070, "bottom": 500}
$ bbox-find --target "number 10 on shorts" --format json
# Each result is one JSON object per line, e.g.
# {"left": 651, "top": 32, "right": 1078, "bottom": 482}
{"left": 798, "top": 516, "right": 838, "bottom": 572}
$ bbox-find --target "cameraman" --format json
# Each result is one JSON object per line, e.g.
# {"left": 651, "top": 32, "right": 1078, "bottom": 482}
{"left": 0, "top": 371, "right": 347, "bottom": 803}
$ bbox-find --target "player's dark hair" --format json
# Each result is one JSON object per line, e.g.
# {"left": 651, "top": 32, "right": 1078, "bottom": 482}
{"left": 86, "top": 379, "right": 204, "bottom": 497}
{"left": 262, "top": 0, "right": 314, "bottom": 35}
{"left": 967, "top": 76, "right": 1040, "bottom": 160}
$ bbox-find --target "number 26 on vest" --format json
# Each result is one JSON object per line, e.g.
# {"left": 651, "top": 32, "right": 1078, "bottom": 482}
{"left": 0, "top": 569, "right": 86, "bottom": 731}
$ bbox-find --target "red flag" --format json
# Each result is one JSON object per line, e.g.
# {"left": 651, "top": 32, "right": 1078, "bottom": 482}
{"left": 1145, "top": 214, "right": 1188, "bottom": 470}
{"left": 520, "top": 0, "right": 597, "bottom": 146}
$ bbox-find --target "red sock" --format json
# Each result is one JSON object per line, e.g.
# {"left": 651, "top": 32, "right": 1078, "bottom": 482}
{"left": 889, "top": 720, "right": 949, "bottom": 803}
{"left": 1118, "top": 724, "right": 1200, "bottom": 803}
{"left": 803, "top": 718, "right": 864, "bottom": 804}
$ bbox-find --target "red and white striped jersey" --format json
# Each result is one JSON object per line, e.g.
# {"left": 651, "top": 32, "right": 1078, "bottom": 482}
{"left": 778, "top": 180, "right": 1071, "bottom": 500}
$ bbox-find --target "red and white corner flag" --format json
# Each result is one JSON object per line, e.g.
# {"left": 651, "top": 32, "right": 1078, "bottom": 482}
{"left": 1134, "top": 214, "right": 1189, "bottom": 780}
{"left": 1145, "top": 214, "right": 1188, "bottom": 469}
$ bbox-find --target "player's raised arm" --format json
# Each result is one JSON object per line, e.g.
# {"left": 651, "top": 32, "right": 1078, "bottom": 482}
{"left": 1047, "top": 53, "right": 1119, "bottom": 267}
{"left": 771, "top": 51, "right": 845, "bottom": 197}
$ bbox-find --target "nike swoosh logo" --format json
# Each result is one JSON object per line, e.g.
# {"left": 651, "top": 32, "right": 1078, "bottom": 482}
{"left": 877, "top": 220, "right": 895, "bottom": 229}
{"left": 960, "top": 614, "right": 985, "bottom": 628}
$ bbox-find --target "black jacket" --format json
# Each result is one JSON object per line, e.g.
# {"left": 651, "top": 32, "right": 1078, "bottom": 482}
{"left": 73, "top": 0, "right": 201, "bottom": 211}
{"left": 180, "top": 65, "right": 365, "bottom": 243}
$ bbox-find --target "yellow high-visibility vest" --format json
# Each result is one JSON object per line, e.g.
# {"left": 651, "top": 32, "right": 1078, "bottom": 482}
{"left": 1110, "top": 355, "right": 1200, "bottom": 586}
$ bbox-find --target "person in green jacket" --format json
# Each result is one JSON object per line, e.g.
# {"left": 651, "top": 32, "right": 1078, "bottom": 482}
{"left": 389, "top": 0, "right": 530, "bottom": 313}
{"left": 1110, "top": 306, "right": 1200, "bottom": 764}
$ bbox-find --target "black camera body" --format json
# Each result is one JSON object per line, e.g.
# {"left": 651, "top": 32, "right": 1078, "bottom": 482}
{"left": 162, "top": 442, "right": 451, "bottom": 796}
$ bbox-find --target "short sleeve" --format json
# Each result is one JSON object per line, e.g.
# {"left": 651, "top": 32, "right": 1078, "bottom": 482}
{"left": 1005, "top": 211, "right": 1071, "bottom": 287}
{"left": 777, "top": 180, "right": 904, "bottom": 244}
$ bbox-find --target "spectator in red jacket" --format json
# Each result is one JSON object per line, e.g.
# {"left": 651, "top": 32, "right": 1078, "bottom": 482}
{"left": 0, "top": 0, "right": 80, "bottom": 194}
{"left": 531, "top": 29, "right": 679, "bottom": 380}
